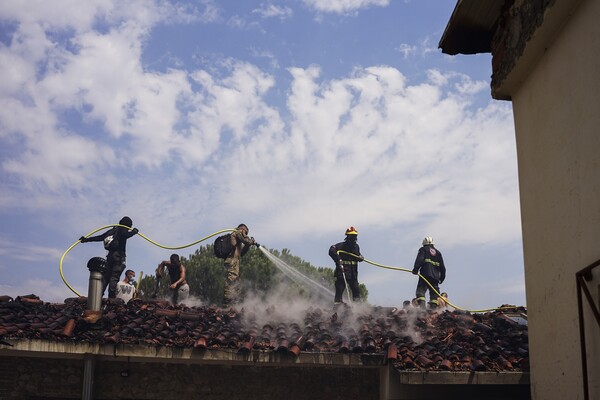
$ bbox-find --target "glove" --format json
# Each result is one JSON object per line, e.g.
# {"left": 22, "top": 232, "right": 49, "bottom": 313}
{"left": 411, "top": 270, "right": 418, "bottom": 275}
{"left": 358, "top": 255, "right": 365, "bottom": 261}
{"left": 131, "top": 228, "right": 139, "bottom": 235}
{"left": 79, "top": 236, "right": 88, "bottom": 243}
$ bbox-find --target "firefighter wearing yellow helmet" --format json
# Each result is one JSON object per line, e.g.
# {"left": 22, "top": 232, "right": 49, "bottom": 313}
{"left": 328, "top": 226, "right": 364, "bottom": 304}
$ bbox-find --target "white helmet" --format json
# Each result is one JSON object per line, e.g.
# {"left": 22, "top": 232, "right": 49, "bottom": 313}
{"left": 422, "top": 236, "right": 434, "bottom": 246}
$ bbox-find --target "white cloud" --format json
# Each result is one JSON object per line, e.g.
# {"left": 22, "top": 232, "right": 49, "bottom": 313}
{"left": 0, "top": 0, "right": 521, "bottom": 308}
{"left": 0, "top": 236, "right": 64, "bottom": 262}
{"left": 303, "top": 0, "right": 390, "bottom": 14}
{"left": 252, "top": 4, "right": 293, "bottom": 19}
{"left": 396, "top": 43, "right": 417, "bottom": 59}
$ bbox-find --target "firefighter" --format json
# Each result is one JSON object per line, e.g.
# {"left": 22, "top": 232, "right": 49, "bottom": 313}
{"left": 329, "top": 226, "right": 364, "bottom": 304}
{"left": 412, "top": 236, "right": 446, "bottom": 309}
{"left": 223, "top": 224, "right": 256, "bottom": 307}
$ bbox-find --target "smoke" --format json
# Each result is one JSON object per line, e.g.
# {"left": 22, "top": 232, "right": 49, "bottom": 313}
{"left": 212, "top": 247, "right": 432, "bottom": 345}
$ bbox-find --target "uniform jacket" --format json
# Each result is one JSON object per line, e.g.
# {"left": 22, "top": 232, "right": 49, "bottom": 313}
{"left": 85, "top": 226, "right": 137, "bottom": 255}
{"left": 329, "top": 239, "right": 363, "bottom": 278}
{"left": 413, "top": 245, "right": 446, "bottom": 283}
{"left": 227, "top": 228, "right": 255, "bottom": 260}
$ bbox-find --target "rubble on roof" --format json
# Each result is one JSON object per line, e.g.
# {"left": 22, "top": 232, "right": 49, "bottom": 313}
{"left": 0, "top": 294, "right": 528, "bottom": 372}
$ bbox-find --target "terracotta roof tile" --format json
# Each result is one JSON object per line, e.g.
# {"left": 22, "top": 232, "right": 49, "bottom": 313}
{"left": 0, "top": 294, "right": 528, "bottom": 372}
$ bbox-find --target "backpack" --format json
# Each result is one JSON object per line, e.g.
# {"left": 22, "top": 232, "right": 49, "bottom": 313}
{"left": 103, "top": 229, "right": 119, "bottom": 251}
{"left": 213, "top": 233, "right": 233, "bottom": 259}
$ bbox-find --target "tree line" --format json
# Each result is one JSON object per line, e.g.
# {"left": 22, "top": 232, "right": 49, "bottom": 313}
{"left": 136, "top": 244, "right": 368, "bottom": 305}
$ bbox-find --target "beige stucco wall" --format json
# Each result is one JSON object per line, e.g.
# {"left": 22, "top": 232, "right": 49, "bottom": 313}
{"left": 509, "top": 0, "right": 600, "bottom": 399}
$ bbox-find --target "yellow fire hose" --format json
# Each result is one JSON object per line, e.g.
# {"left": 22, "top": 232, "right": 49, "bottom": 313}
{"left": 59, "top": 225, "right": 234, "bottom": 297}
{"left": 61, "top": 227, "right": 521, "bottom": 313}
{"left": 337, "top": 250, "right": 520, "bottom": 313}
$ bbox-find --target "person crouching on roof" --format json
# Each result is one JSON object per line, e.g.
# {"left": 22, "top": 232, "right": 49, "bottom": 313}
{"left": 156, "top": 254, "right": 189, "bottom": 305}
{"left": 329, "top": 226, "right": 364, "bottom": 305}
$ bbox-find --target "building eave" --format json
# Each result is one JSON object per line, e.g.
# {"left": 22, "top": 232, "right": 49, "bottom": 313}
{"left": 439, "top": 0, "right": 506, "bottom": 55}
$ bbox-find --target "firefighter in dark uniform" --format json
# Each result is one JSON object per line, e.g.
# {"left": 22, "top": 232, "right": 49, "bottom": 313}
{"left": 412, "top": 236, "right": 446, "bottom": 309}
{"left": 79, "top": 216, "right": 139, "bottom": 299}
{"left": 329, "top": 226, "right": 364, "bottom": 304}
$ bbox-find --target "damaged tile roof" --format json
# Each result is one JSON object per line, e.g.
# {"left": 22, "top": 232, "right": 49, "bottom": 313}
{"left": 0, "top": 294, "right": 528, "bottom": 373}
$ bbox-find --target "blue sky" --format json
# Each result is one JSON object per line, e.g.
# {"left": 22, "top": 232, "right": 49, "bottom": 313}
{"left": 0, "top": 0, "right": 525, "bottom": 310}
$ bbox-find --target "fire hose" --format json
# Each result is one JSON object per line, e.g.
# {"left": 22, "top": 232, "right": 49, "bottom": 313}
{"left": 337, "top": 250, "right": 518, "bottom": 313}
{"left": 59, "top": 226, "right": 235, "bottom": 297}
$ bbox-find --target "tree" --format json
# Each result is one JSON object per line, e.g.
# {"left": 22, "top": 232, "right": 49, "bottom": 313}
{"left": 137, "top": 243, "right": 369, "bottom": 305}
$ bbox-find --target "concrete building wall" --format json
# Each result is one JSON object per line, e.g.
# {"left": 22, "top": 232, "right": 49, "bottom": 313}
{"left": 507, "top": 0, "right": 600, "bottom": 398}
{"left": 0, "top": 355, "right": 379, "bottom": 400}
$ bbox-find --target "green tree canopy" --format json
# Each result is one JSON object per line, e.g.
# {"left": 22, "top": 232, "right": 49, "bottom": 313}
{"left": 137, "top": 244, "right": 368, "bottom": 306}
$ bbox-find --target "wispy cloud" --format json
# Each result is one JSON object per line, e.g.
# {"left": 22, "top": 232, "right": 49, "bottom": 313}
{"left": 0, "top": 0, "right": 522, "bottom": 308}
{"left": 0, "top": 7, "right": 517, "bottom": 247}
{"left": 252, "top": 4, "right": 293, "bottom": 19}
{"left": 303, "top": 0, "right": 390, "bottom": 14}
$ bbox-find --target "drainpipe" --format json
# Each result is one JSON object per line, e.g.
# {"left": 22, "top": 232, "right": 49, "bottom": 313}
{"left": 82, "top": 257, "right": 106, "bottom": 400}
{"left": 82, "top": 353, "right": 96, "bottom": 400}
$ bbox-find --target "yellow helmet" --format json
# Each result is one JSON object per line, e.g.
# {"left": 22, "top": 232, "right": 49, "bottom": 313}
{"left": 345, "top": 226, "right": 358, "bottom": 235}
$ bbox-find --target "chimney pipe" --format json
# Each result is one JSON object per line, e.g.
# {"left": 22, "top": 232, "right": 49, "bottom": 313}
{"left": 86, "top": 257, "right": 106, "bottom": 311}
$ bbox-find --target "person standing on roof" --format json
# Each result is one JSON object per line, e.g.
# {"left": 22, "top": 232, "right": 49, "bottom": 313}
{"left": 116, "top": 269, "right": 137, "bottom": 303}
{"left": 412, "top": 236, "right": 446, "bottom": 309}
{"left": 329, "top": 226, "right": 364, "bottom": 305}
{"left": 223, "top": 224, "right": 257, "bottom": 307}
{"left": 79, "top": 216, "right": 139, "bottom": 299}
{"left": 156, "top": 254, "right": 189, "bottom": 305}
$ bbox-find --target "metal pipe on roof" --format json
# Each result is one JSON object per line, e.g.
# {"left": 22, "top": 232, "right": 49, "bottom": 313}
{"left": 86, "top": 257, "right": 107, "bottom": 312}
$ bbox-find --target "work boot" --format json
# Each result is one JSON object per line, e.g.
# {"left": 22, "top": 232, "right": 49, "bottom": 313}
{"left": 417, "top": 299, "right": 426, "bottom": 310}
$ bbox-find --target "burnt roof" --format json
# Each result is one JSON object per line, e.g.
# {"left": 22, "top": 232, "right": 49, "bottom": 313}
{"left": 0, "top": 294, "right": 528, "bottom": 373}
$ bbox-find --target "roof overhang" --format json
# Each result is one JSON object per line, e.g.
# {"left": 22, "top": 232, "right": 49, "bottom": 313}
{"left": 1, "top": 339, "right": 530, "bottom": 385}
{"left": 0, "top": 339, "right": 385, "bottom": 368}
{"left": 439, "top": 0, "right": 506, "bottom": 55}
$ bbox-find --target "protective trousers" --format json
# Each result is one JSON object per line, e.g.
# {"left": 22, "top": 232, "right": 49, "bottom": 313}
{"left": 103, "top": 251, "right": 126, "bottom": 299}
{"left": 415, "top": 276, "right": 440, "bottom": 308}
{"left": 223, "top": 257, "right": 241, "bottom": 306}
{"left": 334, "top": 265, "right": 360, "bottom": 303}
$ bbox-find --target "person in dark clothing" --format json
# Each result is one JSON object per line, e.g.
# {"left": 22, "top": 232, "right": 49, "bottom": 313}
{"left": 79, "top": 216, "right": 139, "bottom": 299}
{"left": 328, "top": 226, "right": 364, "bottom": 304}
{"left": 412, "top": 236, "right": 446, "bottom": 309}
{"left": 156, "top": 254, "right": 189, "bottom": 305}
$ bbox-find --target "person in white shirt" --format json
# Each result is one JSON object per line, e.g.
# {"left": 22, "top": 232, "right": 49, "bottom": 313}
{"left": 115, "top": 269, "right": 137, "bottom": 303}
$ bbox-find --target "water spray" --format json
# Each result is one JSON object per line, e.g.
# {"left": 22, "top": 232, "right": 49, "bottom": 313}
{"left": 258, "top": 246, "right": 334, "bottom": 299}
{"left": 61, "top": 224, "right": 520, "bottom": 312}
